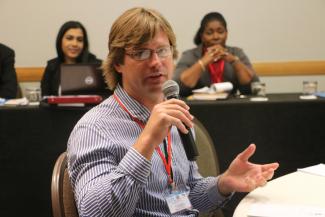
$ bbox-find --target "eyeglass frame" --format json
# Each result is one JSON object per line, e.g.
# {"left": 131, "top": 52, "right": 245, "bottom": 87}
{"left": 125, "top": 45, "right": 173, "bottom": 61}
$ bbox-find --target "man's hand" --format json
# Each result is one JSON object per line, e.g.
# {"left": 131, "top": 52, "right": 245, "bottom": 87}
{"left": 217, "top": 144, "right": 279, "bottom": 196}
{"left": 134, "top": 99, "right": 193, "bottom": 160}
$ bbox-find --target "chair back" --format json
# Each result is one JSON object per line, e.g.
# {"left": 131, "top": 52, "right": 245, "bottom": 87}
{"left": 51, "top": 152, "right": 79, "bottom": 217}
{"left": 193, "top": 118, "right": 220, "bottom": 177}
{"left": 193, "top": 118, "right": 224, "bottom": 217}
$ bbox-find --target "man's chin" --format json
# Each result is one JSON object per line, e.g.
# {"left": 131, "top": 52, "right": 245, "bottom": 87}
{"left": 147, "top": 84, "right": 163, "bottom": 93}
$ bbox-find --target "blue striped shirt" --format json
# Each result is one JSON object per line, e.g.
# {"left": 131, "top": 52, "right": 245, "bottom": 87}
{"left": 67, "top": 85, "right": 230, "bottom": 217}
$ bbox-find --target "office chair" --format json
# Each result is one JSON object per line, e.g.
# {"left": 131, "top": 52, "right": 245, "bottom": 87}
{"left": 193, "top": 118, "right": 224, "bottom": 217}
{"left": 51, "top": 152, "right": 79, "bottom": 217}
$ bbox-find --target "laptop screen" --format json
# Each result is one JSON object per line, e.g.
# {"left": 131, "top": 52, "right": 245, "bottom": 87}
{"left": 60, "top": 63, "right": 111, "bottom": 97}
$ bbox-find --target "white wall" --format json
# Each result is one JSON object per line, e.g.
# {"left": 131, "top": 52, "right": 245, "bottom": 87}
{"left": 1, "top": 0, "right": 325, "bottom": 93}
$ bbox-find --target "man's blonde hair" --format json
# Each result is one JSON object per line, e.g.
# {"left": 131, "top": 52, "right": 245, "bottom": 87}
{"left": 102, "top": 7, "right": 178, "bottom": 90}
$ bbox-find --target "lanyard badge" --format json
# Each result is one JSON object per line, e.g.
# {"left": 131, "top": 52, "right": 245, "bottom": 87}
{"left": 165, "top": 190, "right": 192, "bottom": 214}
{"left": 114, "top": 94, "right": 192, "bottom": 214}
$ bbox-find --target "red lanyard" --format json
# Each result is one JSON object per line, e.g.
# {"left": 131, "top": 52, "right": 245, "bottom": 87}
{"left": 113, "top": 94, "right": 173, "bottom": 184}
{"left": 208, "top": 60, "right": 225, "bottom": 83}
{"left": 203, "top": 47, "right": 225, "bottom": 83}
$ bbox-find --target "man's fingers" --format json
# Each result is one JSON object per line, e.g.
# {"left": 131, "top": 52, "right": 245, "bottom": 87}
{"left": 238, "top": 144, "right": 256, "bottom": 162}
{"left": 262, "top": 168, "right": 276, "bottom": 181}
{"left": 168, "top": 116, "right": 189, "bottom": 134}
{"left": 159, "top": 103, "right": 194, "bottom": 129}
{"left": 261, "top": 163, "right": 279, "bottom": 172}
{"left": 162, "top": 98, "right": 189, "bottom": 110}
{"left": 244, "top": 176, "right": 257, "bottom": 191}
{"left": 245, "top": 174, "right": 268, "bottom": 191}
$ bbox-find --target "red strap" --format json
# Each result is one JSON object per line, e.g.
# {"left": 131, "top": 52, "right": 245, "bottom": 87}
{"left": 208, "top": 59, "right": 225, "bottom": 83}
{"left": 155, "top": 133, "right": 173, "bottom": 184}
{"left": 114, "top": 94, "right": 145, "bottom": 128}
{"left": 114, "top": 93, "right": 173, "bottom": 184}
{"left": 202, "top": 47, "right": 225, "bottom": 83}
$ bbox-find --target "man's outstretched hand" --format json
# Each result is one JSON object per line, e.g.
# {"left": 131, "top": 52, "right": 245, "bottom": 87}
{"left": 217, "top": 144, "right": 279, "bottom": 196}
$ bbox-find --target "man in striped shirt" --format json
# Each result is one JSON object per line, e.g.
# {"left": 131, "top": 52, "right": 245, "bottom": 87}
{"left": 67, "top": 7, "right": 279, "bottom": 217}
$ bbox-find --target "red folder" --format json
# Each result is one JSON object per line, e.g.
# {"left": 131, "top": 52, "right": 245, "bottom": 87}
{"left": 45, "top": 95, "right": 103, "bottom": 104}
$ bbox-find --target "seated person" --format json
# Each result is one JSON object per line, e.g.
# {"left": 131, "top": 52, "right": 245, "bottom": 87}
{"left": 0, "top": 43, "right": 18, "bottom": 99}
{"left": 41, "top": 21, "right": 101, "bottom": 96}
{"left": 67, "top": 7, "right": 279, "bottom": 217}
{"left": 173, "top": 12, "right": 259, "bottom": 97}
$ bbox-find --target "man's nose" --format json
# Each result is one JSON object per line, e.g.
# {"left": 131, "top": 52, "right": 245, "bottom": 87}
{"left": 148, "top": 52, "right": 162, "bottom": 65}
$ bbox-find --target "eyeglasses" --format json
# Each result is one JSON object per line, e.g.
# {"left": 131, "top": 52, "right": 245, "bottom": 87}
{"left": 125, "top": 46, "right": 173, "bottom": 61}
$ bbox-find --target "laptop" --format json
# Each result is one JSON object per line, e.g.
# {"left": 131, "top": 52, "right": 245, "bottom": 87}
{"left": 60, "top": 63, "right": 111, "bottom": 97}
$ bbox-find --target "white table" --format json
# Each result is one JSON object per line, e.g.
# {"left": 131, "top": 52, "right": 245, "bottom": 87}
{"left": 233, "top": 171, "right": 325, "bottom": 217}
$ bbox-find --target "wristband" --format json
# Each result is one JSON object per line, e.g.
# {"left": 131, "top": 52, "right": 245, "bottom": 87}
{"left": 198, "top": 59, "right": 205, "bottom": 71}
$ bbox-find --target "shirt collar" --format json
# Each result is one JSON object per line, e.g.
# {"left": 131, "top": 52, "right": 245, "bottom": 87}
{"left": 114, "top": 84, "right": 151, "bottom": 124}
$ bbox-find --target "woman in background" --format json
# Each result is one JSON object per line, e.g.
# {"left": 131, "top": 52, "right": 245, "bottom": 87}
{"left": 41, "top": 21, "right": 101, "bottom": 96}
{"left": 173, "top": 12, "right": 259, "bottom": 97}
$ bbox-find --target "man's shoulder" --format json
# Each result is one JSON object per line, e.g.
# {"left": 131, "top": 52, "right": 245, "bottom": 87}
{"left": 78, "top": 97, "right": 118, "bottom": 125}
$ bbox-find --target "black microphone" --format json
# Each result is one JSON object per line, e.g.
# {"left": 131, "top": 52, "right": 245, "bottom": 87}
{"left": 162, "top": 80, "right": 199, "bottom": 161}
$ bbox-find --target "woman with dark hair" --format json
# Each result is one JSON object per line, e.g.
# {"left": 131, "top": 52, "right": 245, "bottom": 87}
{"left": 174, "top": 12, "right": 259, "bottom": 97}
{"left": 41, "top": 21, "right": 101, "bottom": 96}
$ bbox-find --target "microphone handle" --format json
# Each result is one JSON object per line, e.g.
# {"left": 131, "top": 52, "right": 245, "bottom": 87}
{"left": 177, "top": 127, "right": 199, "bottom": 161}
{"left": 165, "top": 94, "right": 199, "bottom": 161}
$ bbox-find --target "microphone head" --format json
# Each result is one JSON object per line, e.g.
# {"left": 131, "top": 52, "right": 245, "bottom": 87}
{"left": 162, "top": 80, "right": 180, "bottom": 99}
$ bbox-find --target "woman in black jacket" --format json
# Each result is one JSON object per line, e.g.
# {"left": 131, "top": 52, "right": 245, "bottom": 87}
{"left": 41, "top": 21, "right": 101, "bottom": 96}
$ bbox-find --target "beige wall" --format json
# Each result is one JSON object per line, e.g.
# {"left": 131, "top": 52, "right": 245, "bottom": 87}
{"left": 1, "top": 0, "right": 325, "bottom": 93}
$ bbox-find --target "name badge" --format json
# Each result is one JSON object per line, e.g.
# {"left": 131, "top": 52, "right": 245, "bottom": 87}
{"left": 165, "top": 191, "right": 192, "bottom": 214}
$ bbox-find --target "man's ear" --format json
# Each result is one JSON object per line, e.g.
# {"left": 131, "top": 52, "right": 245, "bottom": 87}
{"left": 114, "top": 64, "right": 122, "bottom": 74}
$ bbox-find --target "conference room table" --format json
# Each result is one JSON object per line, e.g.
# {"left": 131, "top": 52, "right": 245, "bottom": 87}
{"left": 188, "top": 93, "right": 325, "bottom": 216}
{"left": 1, "top": 93, "right": 325, "bottom": 217}
{"left": 233, "top": 170, "right": 325, "bottom": 217}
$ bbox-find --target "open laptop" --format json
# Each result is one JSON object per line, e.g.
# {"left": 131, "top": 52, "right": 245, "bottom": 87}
{"left": 60, "top": 63, "right": 111, "bottom": 97}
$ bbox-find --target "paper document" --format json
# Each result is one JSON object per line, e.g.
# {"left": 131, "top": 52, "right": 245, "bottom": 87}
{"left": 192, "top": 82, "right": 233, "bottom": 94}
{"left": 192, "top": 86, "right": 213, "bottom": 94}
{"left": 248, "top": 203, "right": 325, "bottom": 217}
{"left": 191, "top": 82, "right": 231, "bottom": 100}
{"left": 189, "top": 92, "right": 228, "bottom": 100}
{"left": 3, "top": 97, "right": 29, "bottom": 106}
{"left": 298, "top": 163, "right": 325, "bottom": 177}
